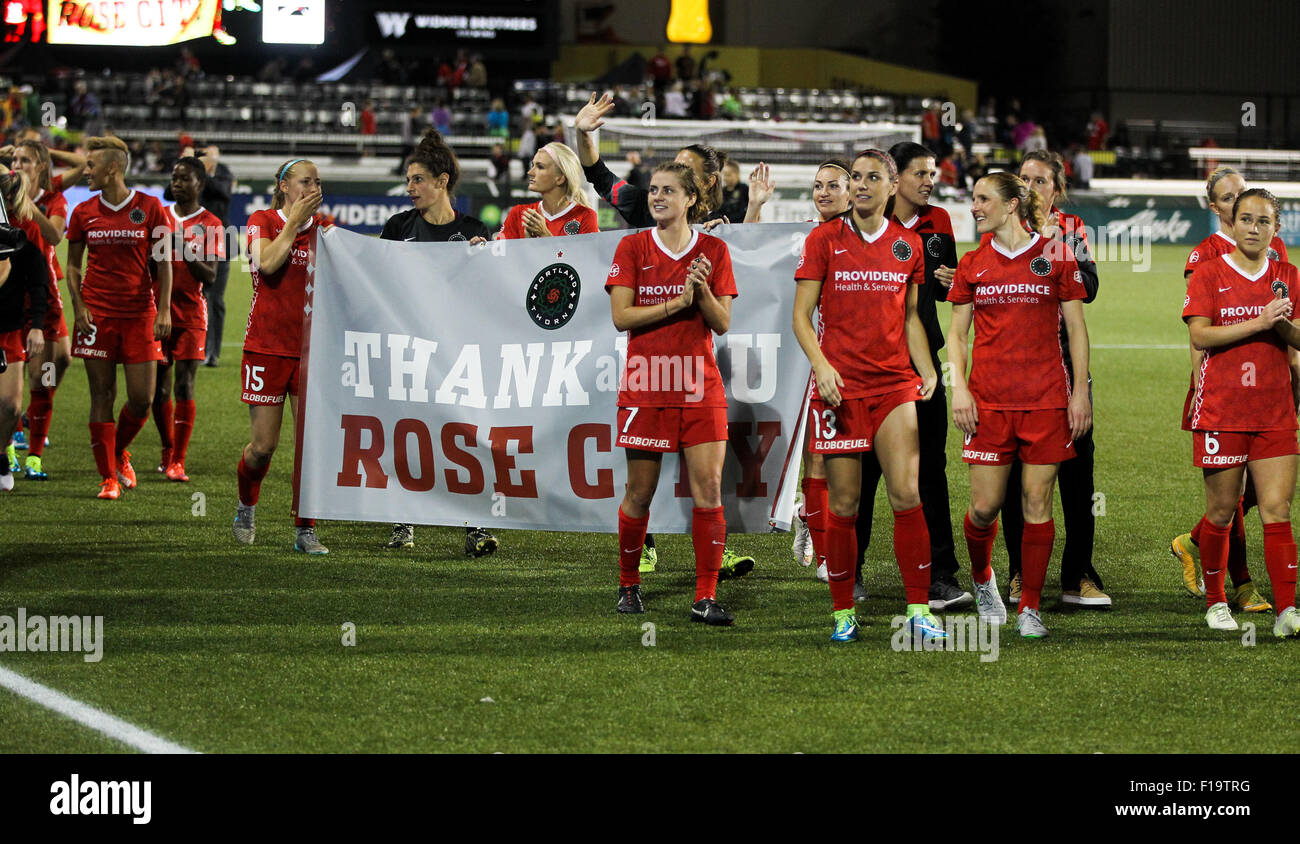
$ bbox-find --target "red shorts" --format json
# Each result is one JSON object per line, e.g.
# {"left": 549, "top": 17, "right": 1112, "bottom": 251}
{"left": 1193, "top": 429, "right": 1298, "bottom": 468}
{"left": 72, "top": 313, "right": 163, "bottom": 364}
{"left": 162, "top": 326, "right": 206, "bottom": 364}
{"left": 26, "top": 300, "right": 68, "bottom": 341}
{"left": 0, "top": 328, "right": 27, "bottom": 363}
{"left": 961, "top": 408, "right": 1075, "bottom": 466}
{"left": 241, "top": 350, "right": 301, "bottom": 405}
{"left": 616, "top": 405, "right": 728, "bottom": 451}
{"left": 807, "top": 383, "right": 921, "bottom": 454}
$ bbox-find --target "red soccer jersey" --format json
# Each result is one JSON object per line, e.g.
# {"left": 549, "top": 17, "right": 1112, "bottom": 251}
{"left": 244, "top": 209, "right": 318, "bottom": 358}
{"left": 949, "top": 232, "right": 1087, "bottom": 409}
{"left": 15, "top": 215, "right": 62, "bottom": 315}
{"left": 605, "top": 228, "right": 738, "bottom": 408}
{"left": 498, "top": 200, "right": 599, "bottom": 239}
{"left": 1183, "top": 256, "right": 1300, "bottom": 432}
{"left": 33, "top": 188, "right": 67, "bottom": 280}
{"left": 796, "top": 216, "right": 924, "bottom": 399}
{"left": 66, "top": 190, "right": 171, "bottom": 319}
{"left": 168, "top": 205, "right": 224, "bottom": 330}
{"left": 1186, "top": 230, "right": 1289, "bottom": 276}
{"left": 51, "top": 173, "right": 63, "bottom": 193}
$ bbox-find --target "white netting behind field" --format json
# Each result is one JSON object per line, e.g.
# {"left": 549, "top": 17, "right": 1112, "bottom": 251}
{"left": 575, "top": 118, "right": 920, "bottom": 167}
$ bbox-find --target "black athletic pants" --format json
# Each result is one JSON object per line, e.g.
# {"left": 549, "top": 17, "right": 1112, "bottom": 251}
{"left": 204, "top": 259, "right": 230, "bottom": 364}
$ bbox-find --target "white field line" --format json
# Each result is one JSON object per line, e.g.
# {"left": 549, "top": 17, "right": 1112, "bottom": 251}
{"left": 0, "top": 665, "right": 199, "bottom": 754}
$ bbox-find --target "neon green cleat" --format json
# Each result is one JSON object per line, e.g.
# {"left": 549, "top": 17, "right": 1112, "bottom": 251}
{"left": 24, "top": 454, "right": 48, "bottom": 480}
{"left": 638, "top": 545, "right": 657, "bottom": 573}
{"left": 718, "top": 547, "right": 755, "bottom": 580}
{"left": 5, "top": 443, "right": 18, "bottom": 475}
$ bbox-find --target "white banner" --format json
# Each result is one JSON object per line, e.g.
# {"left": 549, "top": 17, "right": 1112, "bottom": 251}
{"left": 295, "top": 223, "right": 816, "bottom": 534}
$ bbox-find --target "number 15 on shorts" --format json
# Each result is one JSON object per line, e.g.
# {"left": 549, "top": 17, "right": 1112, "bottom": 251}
{"left": 244, "top": 363, "right": 265, "bottom": 393}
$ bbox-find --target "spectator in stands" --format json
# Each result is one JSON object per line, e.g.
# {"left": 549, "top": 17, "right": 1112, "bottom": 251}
{"left": 675, "top": 45, "right": 696, "bottom": 82}
{"left": 128, "top": 139, "right": 148, "bottom": 175}
{"left": 430, "top": 100, "right": 451, "bottom": 136}
{"left": 1012, "top": 115, "right": 1038, "bottom": 151}
{"left": 176, "top": 47, "right": 201, "bottom": 78}
{"left": 292, "top": 58, "right": 316, "bottom": 85}
{"left": 466, "top": 54, "right": 488, "bottom": 89}
{"left": 520, "top": 94, "right": 542, "bottom": 126}
{"left": 937, "top": 153, "right": 958, "bottom": 187}
{"left": 1086, "top": 111, "right": 1109, "bottom": 150}
{"left": 518, "top": 120, "right": 537, "bottom": 171}
{"left": 258, "top": 57, "right": 286, "bottom": 83}
{"left": 360, "top": 101, "right": 377, "bottom": 136}
{"left": 624, "top": 149, "right": 653, "bottom": 191}
{"left": 67, "top": 80, "right": 101, "bottom": 134}
{"left": 488, "top": 143, "right": 512, "bottom": 188}
{"left": 380, "top": 49, "right": 407, "bottom": 85}
{"left": 922, "top": 103, "right": 942, "bottom": 153}
{"left": 964, "top": 152, "right": 987, "bottom": 187}
{"left": 720, "top": 88, "right": 743, "bottom": 120}
{"left": 396, "top": 106, "right": 427, "bottom": 175}
{"left": 957, "top": 108, "right": 976, "bottom": 155}
{"left": 487, "top": 99, "right": 510, "bottom": 138}
{"left": 718, "top": 159, "right": 748, "bottom": 222}
{"left": 1022, "top": 126, "right": 1047, "bottom": 153}
{"left": 648, "top": 46, "right": 672, "bottom": 110}
{"left": 692, "top": 81, "right": 717, "bottom": 119}
{"left": 200, "top": 145, "right": 234, "bottom": 367}
{"left": 664, "top": 82, "right": 688, "bottom": 118}
{"left": 544, "top": 117, "right": 565, "bottom": 146}
{"left": 1071, "top": 144, "right": 1094, "bottom": 189}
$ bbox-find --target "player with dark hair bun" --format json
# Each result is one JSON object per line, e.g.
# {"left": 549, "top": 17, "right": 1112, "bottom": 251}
{"left": 1184, "top": 188, "right": 1300, "bottom": 637}
{"left": 379, "top": 129, "right": 499, "bottom": 557}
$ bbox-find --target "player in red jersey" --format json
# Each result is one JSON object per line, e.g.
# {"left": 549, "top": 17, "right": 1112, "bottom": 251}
{"left": 948, "top": 172, "right": 1091, "bottom": 639}
{"left": 6, "top": 140, "right": 68, "bottom": 479}
{"left": 1170, "top": 166, "right": 1290, "bottom": 612}
{"left": 792, "top": 159, "right": 853, "bottom": 577}
{"left": 605, "top": 161, "right": 739, "bottom": 625}
{"left": 497, "top": 142, "right": 598, "bottom": 240}
{"left": 0, "top": 170, "right": 48, "bottom": 492}
{"left": 793, "top": 149, "right": 942, "bottom": 643}
{"left": 233, "top": 158, "right": 328, "bottom": 553}
{"left": 1183, "top": 188, "right": 1300, "bottom": 637}
{"left": 64, "top": 136, "right": 174, "bottom": 500}
{"left": 151, "top": 157, "right": 221, "bottom": 483}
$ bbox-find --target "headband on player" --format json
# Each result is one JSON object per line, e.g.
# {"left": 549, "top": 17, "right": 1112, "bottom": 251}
{"left": 278, "top": 159, "right": 306, "bottom": 182}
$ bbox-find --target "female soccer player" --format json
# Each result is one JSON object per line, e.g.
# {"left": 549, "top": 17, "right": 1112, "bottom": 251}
{"left": 996, "top": 150, "right": 1108, "bottom": 608}
{"left": 606, "top": 161, "right": 738, "bottom": 625}
{"left": 7, "top": 140, "right": 68, "bottom": 479}
{"left": 497, "top": 142, "right": 598, "bottom": 239}
{"left": 1183, "top": 188, "right": 1300, "bottom": 637}
{"left": 1170, "top": 166, "right": 1289, "bottom": 613}
{"left": 152, "top": 157, "right": 220, "bottom": 482}
{"left": 793, "top": 149, "right": 941, "bottom": 643}
{"left": 0, "top": 170, "right": 48, "bottom": 491}
{"left": 233, "top": 158, "right": 327, "bottom": 552}
{"left": 379, "top": 129, "right": 498, "bottom": 556}
{"left": 65, "top": 136, "right": 173, "bottom": 500}
{"left": 792, "top": 159, "right": 852, "bottom": 577}
{"left": 948, "top": 173, "right": 1091, "bottom": 639}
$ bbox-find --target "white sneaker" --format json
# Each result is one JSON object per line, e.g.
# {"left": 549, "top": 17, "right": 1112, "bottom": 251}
{"left": 974, "top": 572, "right": 1007, "bottom": 625}
{"left": 1273, "top": 606, "right": 1300, "bottom": 638}
{"left": 233, "top": 504, "right": 256, "bottom": 545}
{"left": 0, "top": 471, "right": 13, "bottom": 492}
{"left": 1205, "top": 602, "right": 1238, "bottom": 631}
{"left": 1016, "top": 607, "right": 1049, "bottom": 638}
{"left": 791, "top": 513, "right": 814, "bottom": 566}
{"left": 816, "top": 561, "right": 828, "bottom": 583}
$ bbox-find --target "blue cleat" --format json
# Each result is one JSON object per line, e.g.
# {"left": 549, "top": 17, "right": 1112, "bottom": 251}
{"left": 12, "top": 430, "right": 27, "bottom": 450}
{"left": 830, "top": 608, "right": 859, "bottom": 642}
{"left": 23, "top": 455, "right": 47, "bottom": 480}
{"left": 905, "top": 607, "right": 948, "bottom": 644}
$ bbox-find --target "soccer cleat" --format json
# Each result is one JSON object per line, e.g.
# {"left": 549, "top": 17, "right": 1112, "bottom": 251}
{"left": 294, "top": 527, "right": 329, "bottom": 555}
{"left": 23, "top": 455, "right": 48, "bottom": 480}
{"left": 1231, "top": 582, "right": 1272, "bottom": 614}
{"left": 929, "top": 579, "right": 975, "bottom": 612}
{"left": 792, "top": 514, "right": 814, "bottom": 566}
{"left": 466, "top": 527, "right": 498, "bottom": 557}
{"left": 116, "top": 451, "right": 137, "bottom": 489}
{"left": 617, "top": 584, "right": 645, "bottom": 614}
{"left": 5, "top": 443, "right": 18, "bottom": 474}
{"left": 974, "top": 573, "right": 1008, "bottom": 625}
{"left": 1062, "top": 576, "right": 1112, "bottom": 608}
{"left": 11, "top": 430, "right": 26, "bottom": 450}
{"left": 157, "top": 447, "right": 172, "bottom": 473}
{"left": 638, "top": 545, "right": 657, "bottom": 573}
{"left": 690, "top": 597, "right": 734, "bottom": 626}
{"left": 385, "top": 523, "right": 415, "bottom": 549}
{"left": 0, "top": 471, "right": 12, "bottom": 492}
{"left": 212, "top": 27, "right": 237, "bottom": 45}
{"left": 1170, "top": 533, "right": 1204, "bottom": 597}
{"left": 165, "top": 462, "right": 189, "bottom": 482}
{"left": 1273, "top": 606, "right": 1300, "bottom": 638}
{"left": 1008, "top": 572, "right": 1022, "bottom": 605}
{"left": 854, "top": 580, "right": 868, "bottom": 603}
{"left": 1017, "top": 608, "right": 1049, "bottom": 638}
{"left": 96, "top": 477, "right": 120, "bottom": 500}
{"left": 816, "top": 561, "right": 829, "bottom": 583}
{"left": 830, "top": 608, "right": 859, "bottom": 642}
{"left": 1205, "top": 602, "right": 1238, "bottom": 631}
{"left": 718, "top": 547, "right": 755, "bottom": 580}
{"left": 905, "top": 608, "right": 949, "bottom": 643}
{"left": 233, "top": 504, "right": 256, "bottom": 544}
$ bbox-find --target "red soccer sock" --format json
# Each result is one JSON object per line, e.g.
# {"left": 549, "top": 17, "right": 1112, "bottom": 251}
{"left": 1227, "top": 500, "right": 1250, "bottom": 586}
{"left": 27, "top": 386, "right": 53, "bottom": 457}
{"left": 1190, "top": 519, "right": 1202, "bottom": 545}
{"left": 114, "top": 405, "right": 148, "bottom": 457}
{"left": 1199, "top": 517, "right": 1231, "bottom": 607}
{"left": 893, "top": 503, "right": 932, "bottom": 605}
{"left": 804, "top": 476, "right": 828, "bottom": 566}
{"left": 294, "top": 517, "right": 315, "bottom": 528}
{"left": 691, "top": 506, "right": 726, "bottom": 602}
{"left": 1263, "top": 521, "right": 1298, "bottom": 614}
{"left": 236, "top": 455, "right": 271, "bottom": 506}
{"left": 964, "top": 512, "right": 998, "bottom": 585}
{"left": 617, "top": 506, "right": 649, "bottom": 588}
{"left": 89, "top": 422, "right": 116, "bottom": 481}
{"left": 1018, "top": 520, "right": 1055, "bottom": 613}
{"left": 826, "top": 511, "right": 858, "bottom": 611}
{"left": 172, "top": 399, "right": 196, "bottom": 464}
{"left": 152, "top": 398, "right": 174, "bottom": 452}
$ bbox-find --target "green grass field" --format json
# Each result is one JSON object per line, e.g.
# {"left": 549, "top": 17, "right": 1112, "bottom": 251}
{"left": 2, "top": 242, "right": 1296, "bottom": 754}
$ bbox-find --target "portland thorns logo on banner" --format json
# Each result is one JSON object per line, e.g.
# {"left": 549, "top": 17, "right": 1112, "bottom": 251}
{"left": 527, "top": 263, "right": 581, "bottom": 329}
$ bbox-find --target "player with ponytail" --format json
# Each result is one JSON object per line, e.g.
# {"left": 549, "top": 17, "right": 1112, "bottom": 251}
{"left": 497, "top": 142, "right": 598, "bottom": 239}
